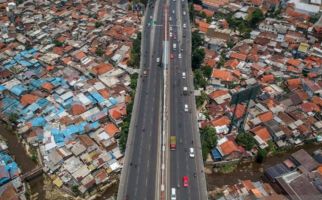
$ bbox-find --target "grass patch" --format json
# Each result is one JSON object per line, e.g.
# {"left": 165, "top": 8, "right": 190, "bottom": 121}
{"left": 218, "top": 163, "right": 237, "bottom": 174}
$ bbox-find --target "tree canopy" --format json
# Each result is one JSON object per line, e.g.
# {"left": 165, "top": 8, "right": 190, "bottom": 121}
{"left": 200, "top": 126, "right": 218, "bottom": 161}
{"left": 236, "top": 132, "right": 256, "bottom": 151}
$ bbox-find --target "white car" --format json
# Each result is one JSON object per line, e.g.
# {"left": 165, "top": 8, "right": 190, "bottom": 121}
{"left": 183, "top": 11, "right": 186, "bottom": 15}
{"left": 183, "top": 23, "right": 186, "bottom": 28}
{"left": 189, "top": 148, "right": 195, "bottom": 158}
{"left": 156, "top": 57, "right": 160, "bottom": 63}
{"left": 169, "top": 32, "right": 172, "bottom": 37}
{"left": 184, "top": 104, "right": 189, "bottom": 112}
{"left": 171, "top": 188, "right": 176, "bottom": 200}
{"left": 182, "top": 72, "right": 186, "bottom": 79}
{"left": 172, "top": 10, "right": 175, "bottom": 14}
{"left": 178, "top": 53, "right": 182, "bottom": 59}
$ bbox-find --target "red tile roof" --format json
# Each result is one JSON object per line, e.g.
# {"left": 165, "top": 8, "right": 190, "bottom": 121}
{"left": 230, "top": 52, "right": 247, "bottom": 61}
{"left": 71, "top": 104, "right": 86, "bottom": 115}
{"left": 42, "top": 82, "right": 54, "bottom": 91}
{"left": 208, "top": 90, "right": 229, "bottom": 100}
{"left": 258, "top": 111, "right": 273, "bottom": 123}
{"left": 211, "top": 116, "right": 231, "bottom": 127}
{"left": 212, "top": 69, "right": 234, "bottom": 82}
{"left": 261, "top": 74, "right": 275, "bottom": 83}
{"left": 251, "top": 126, "right": 271, "bottom": 142}
{"left": 92, "top": 63, "right": 113, "bottom": 75}
{"left": 301, "top": 102, "right": 320, "bottom": 113}
{"left": 21, "top": 94, "right": 39, "bottom": 106}
{"left": 104, "top": 123, "right": 120, "bottom": 137}
{"left": 74, "top": 51, "right": 86, "bottom": 60}
{"left": 220, "top": 140, "right": 239, "bottom": 156}
{"left": 287, "top": 58, "right": 301, "bottom": 67}
{"left": 287, "top": 78, "right": 301, "bottom": 90}
{"left": 224, "top": 59, "right": 239, "bottom": 69}
{"left": 193, "top": 4, "right": 202, "bottom": 12}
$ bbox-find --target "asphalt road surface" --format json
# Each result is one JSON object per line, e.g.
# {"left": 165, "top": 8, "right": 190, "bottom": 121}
{"left": 118, "top": 0, "right": 208, "bottom": 199}
{"left": 117, "top": 0, "right": 165, "bottom": 199}
{"left": 168, "top": 0, "right": 208, "bottom": 199}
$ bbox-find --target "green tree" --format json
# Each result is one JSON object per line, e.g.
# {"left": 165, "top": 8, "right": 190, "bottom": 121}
{"left": 192, "top": 0, "right": 202, "bottom": 5}
{"left": 8, "top": 113, "right": 19, "bottom": 124}
{"left": 194, "top": 69, "right": 207, "bottom": 89}
{"left": 236, "top": 132, "right": 256, "bottom": 151}
{"left": 227, "top": 40, "right": 234, "bottom": 49}
{"left": 128, "top": 32, "right": 142, "bottom": 68}
{"left": 310, "top": 13, "right": 321, "bottom": 24}
{"left": 256, "top": 148, "right": 267, "bottom": 163}
{"left": 192, "top": 48, "right": 205, "bottom": 69}
{"left": 248, "top": 8, "right": 264, "bottom": 28}
{"left": 192, "top": 31, "right": 203, "bottom": 50}
{"left": 53, "top": 40, "right": 64, "bottom": 47}
{"left": 206, "top": 16, "right": 212, "bottom": 24}
{"left": 95, "top": 21, "right": 103, "bottom": 28}
{"left": 200, "top": 126, "right": 218, "bottom": 161}
{"left": 201, "top": 65, "right": 212, "bottom": 78}
{"left": 189, "top": 3, "right": 195, "bottom": 22}
{"left": 199, "top": 11, "right": 207, "bottom": 18}
{"left": 130, "top": 73, "right": 138, "bottom": 90}
{"left": 95, "top": 48, "right": 104, "bottom": 57}
{"left": 119, "top": 121, "right": 130, "bottom": 153}
{"left": 196, "top": 91, "right": 208, "bottom": 108}
{"left": 72, "top": 185, "right": 80, "bottom": 196}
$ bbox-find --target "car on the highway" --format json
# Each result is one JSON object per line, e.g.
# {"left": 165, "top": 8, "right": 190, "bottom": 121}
{"left": 183, "top": 11, "right": 186, "bottom": 15}
{"left": 189, "top": 148, "right": 195, "bottom": 158}
{"left": 143, "top": 70, "right": 148, "bottom": 76}
{"left": 156, "top": 57, "right": 160, "bottom": 63}
{"left": 178, "top": 53, "right": 182, "bottom": 59}
{"left": 183, "top": 23, "right": 186, "bottom": 28}
{"left": 172, "top": 10, "right": 175, "bottom": 14}
{"left": 169, "top": 16, "right": 172, "bottom": 21}
{"left": 184, "top": 104, "right": 188, "bottom": 112}
{"left": 183, "top": 86, "right": 188, "bottom": 95}
{"left": 170, "top": 54, "right": 174, "bottom": 59}
{"left": 182, "top": 72, "right": 186, "bottom": 78}
{"left": 169, "top": 32, "right": 172, "bottom": 37}
{"left": 171, "top": 188, "right": 176, "bottom": 200}
{"left": 183, "top": 176, "right": 189, "bottom": 187}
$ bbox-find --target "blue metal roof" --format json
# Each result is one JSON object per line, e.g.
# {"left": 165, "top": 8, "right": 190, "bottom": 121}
{"left": 89, "top": 92, "right": 105, "bottom": 103}
{"left": 211, "top": 148, "right": 222, "bottom": 160}
{"left": 109, "top": 97, "right": 118, "bottom": 105}
{"left": 30, "top": 117, "right": 46, "bottom": 127}
{"left": 10, "top": 84, "right": 26, "bottom": 96}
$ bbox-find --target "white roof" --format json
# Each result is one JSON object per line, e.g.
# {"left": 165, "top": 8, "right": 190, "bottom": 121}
{"left": 77, "top": 93, "right": 91, "bottom": 106}
{"left": 60, "top": 91, "right": 73, "bottom": 101}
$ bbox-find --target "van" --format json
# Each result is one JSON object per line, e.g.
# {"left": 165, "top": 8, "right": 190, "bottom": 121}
{"left": 182, "top": 72, "right": 186, "bottom": 79}
{"left": 184, "top": 104, "right": 188, "bottom": 112}
{"left": 171, "top": 188, "right": 176, "bottom": 200}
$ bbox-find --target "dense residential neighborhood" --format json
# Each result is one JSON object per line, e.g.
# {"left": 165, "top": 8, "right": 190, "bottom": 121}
{"left": 0, "top": 0, "right": 321, "bottom": 199}
{"left": 0, "top": 0, "right": 142, "bottom": 199}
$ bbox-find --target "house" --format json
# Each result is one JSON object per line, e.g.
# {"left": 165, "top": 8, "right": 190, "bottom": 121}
{"left": 290, "top": 149, "right": 319, "bottom": 172}
{"left": 216, "top": 136, "right": 244, "bottom": 160}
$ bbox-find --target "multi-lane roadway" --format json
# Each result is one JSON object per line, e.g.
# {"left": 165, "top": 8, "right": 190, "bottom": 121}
{"left": 168, "top": 0, "right": 208, "bottom": 199}
{"left": 117, "top": 0, "right": 165, "bottom": 199}
{"left": 117, "top": 0, "right": 208, "bottom": 199}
